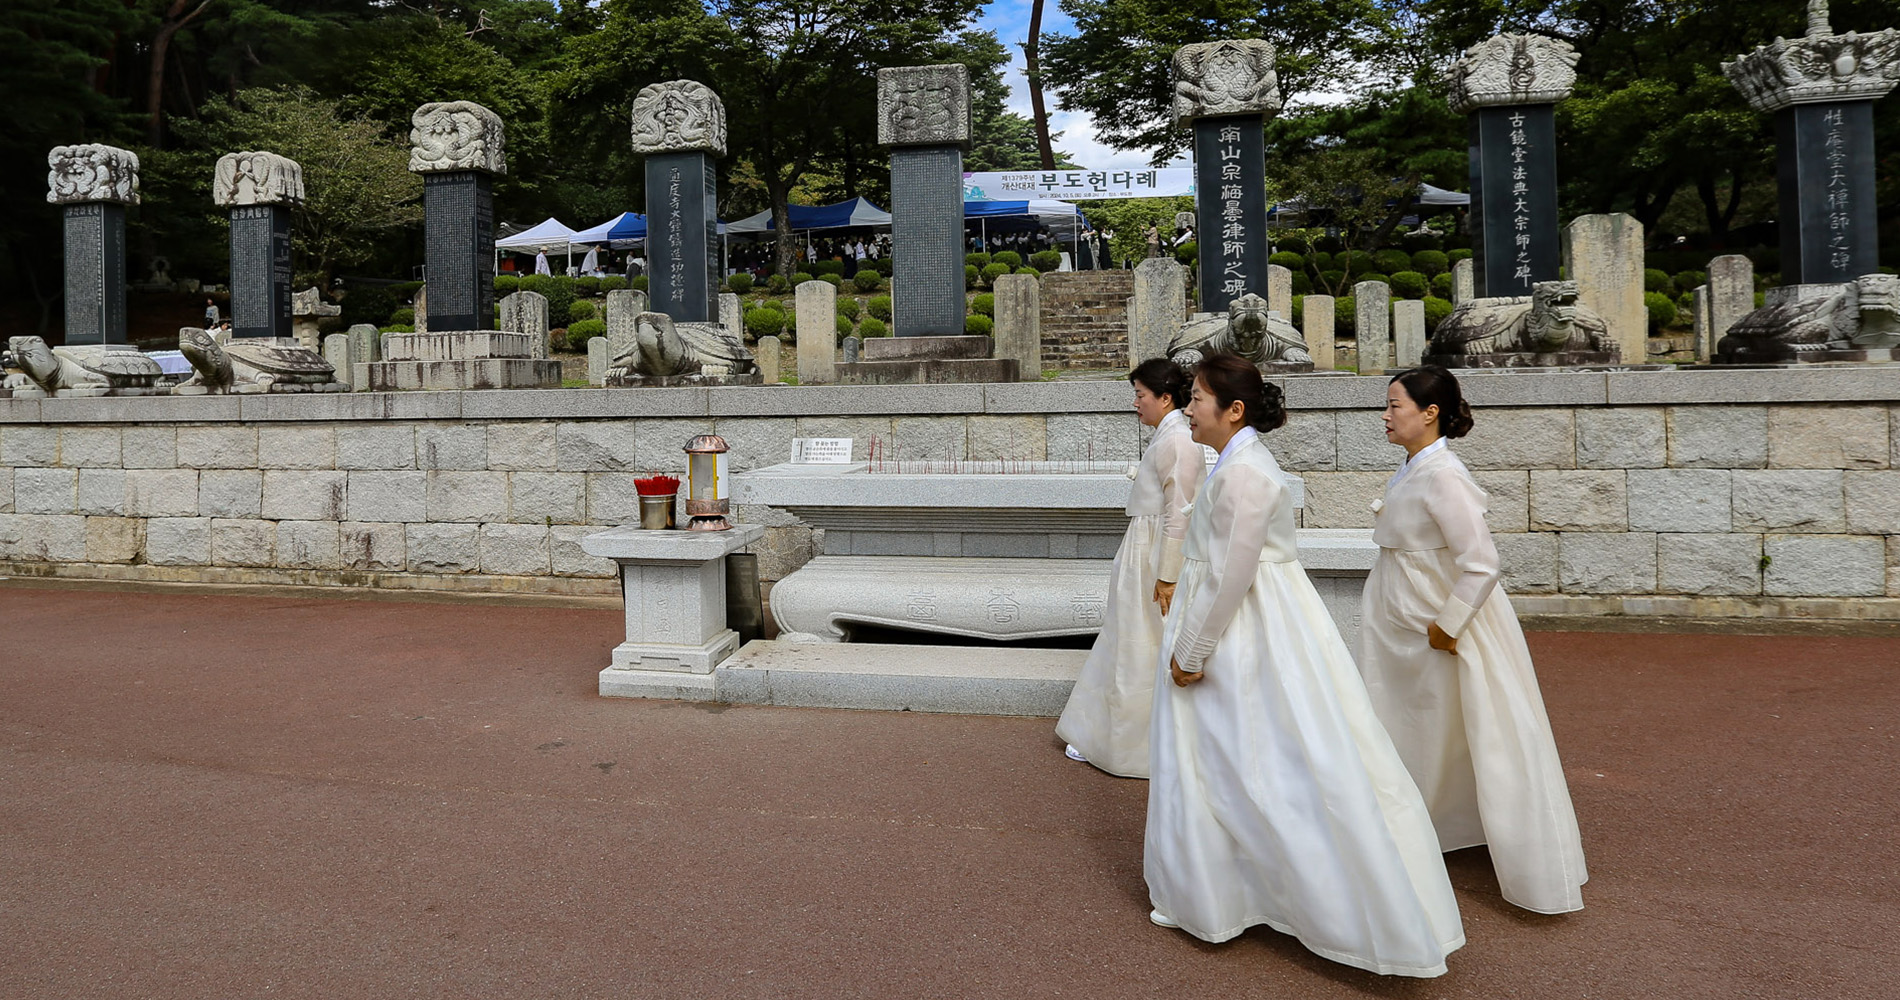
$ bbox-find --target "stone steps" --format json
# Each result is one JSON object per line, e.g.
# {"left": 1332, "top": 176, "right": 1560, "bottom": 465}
{"left": 1038, "top": 272, "right": 1135, "bottom": 369}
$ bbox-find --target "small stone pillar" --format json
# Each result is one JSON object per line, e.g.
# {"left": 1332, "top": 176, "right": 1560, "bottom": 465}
{"left": 1693, "top": 286, "right": 1713, "bottom": 361}
{"left": 1266, "top": 264, "right": 1293, "bottom": 321}
{"left": 879, "top": 65, "right": 972, "bottom": 337}
{"left": 1563, "top": 213, "right": 1646, "bottom": 364}
{"left": 1129, "top": 257, "right": 1187, "bottom": 365}
{"left": 323, "top": 333, "right": 353, "bottom": 387}
{"left": 795, "top": 280, "right": 837, "bottom": 384}
{"left": 992, "top": 273, "right": 1042, "bottom": 381}
{"left": 409, "top": 101, "right": 505, "bottom": 332}
{"left": 1447, "top": 34, "right": 1579, "bottom": 297}
{"left": 841, "top": 335, "right": 861, "bottom": 363}
{"left": 1724, "top": 2, "right": 1894, "bottom": 284}
{"left": 213, "top": 151, "right": 302, "bottom": 342}
{"left": 605, "top": 288, "right": 648, "bottom": 360}
{"left": 719, "top": 292, "right": 742, "bottom": 342}
{"left": 499, "top": 289, "right": 550, "bottom": 359}
{"left": 47, "top": 143, "right": 140, "bottom": 345}
{"left": 1393, "top": 299, "right": 1427, "bottom": 368}
{"left": 756, "top": 335, "right": 782, "bottom": 383}
{"left": 582, "top": 523, "right": 766, "bottom": 699}
{"left": 1707, "top": 253, "right": 1756, "bottom": 346}
{"left": 1173, "top": 40, "right": 1281, "bottom": 315}
{"left": 346, "top": 323, "right": 381, "bottom": 367}
{"left": 587, "top": 336, "right": 610, "bottom": 385}
{"left": 633, "top": 80, "right": 725, "bottom": 322}
{"left": 1451, "top": 258, "right": 1475, "bottom": 304}
{"left": 1301, "top": 294, "right": 1335, "bottom": 370}
{"left": 1355, "top": 280, "right": 1391, "bottom": 373}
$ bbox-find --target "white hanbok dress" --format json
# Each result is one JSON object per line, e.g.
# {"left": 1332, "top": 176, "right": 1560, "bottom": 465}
{"left": 1146, "top": 431, "right": 1464, "bottom": 977}
{"left": 1056, "top": 409, "right": 1204, "bottom": 777}
{"left": 1359, "top": 439, "right": 1588, "bottom": 915}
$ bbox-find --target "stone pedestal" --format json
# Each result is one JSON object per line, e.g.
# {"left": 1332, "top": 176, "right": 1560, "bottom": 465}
{"left": 1173, "top": 40, "right": 1280, "bottom": 316}
{"left": 359, "top": 330, "right": 560, "bottom": 390}
{"left": 582, "top": 523, "right": 764, "bottom": 698}
{"left": 48, "top": 144, "right": 140, "bottom": 346}
{"left": 991, "top": 273, "right": 1042, "bottom": 381}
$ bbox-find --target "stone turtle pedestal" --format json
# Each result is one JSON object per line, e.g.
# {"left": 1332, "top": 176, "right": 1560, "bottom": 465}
{"left": 358, "top": 330, "right": 560, "bottom": 391}
{"left": 1425, "top": 281, "right": 1621, "bottom": 369}
{"left": 583, "top": 523, "right": 765, "bottom": 699}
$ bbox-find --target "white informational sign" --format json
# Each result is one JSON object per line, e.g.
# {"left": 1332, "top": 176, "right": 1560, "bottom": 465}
{"left": 962, "top": 169, "right": 1196, "bottom": 202}
{"left": 791, "top": 438, "right": 854, "bottom": 464}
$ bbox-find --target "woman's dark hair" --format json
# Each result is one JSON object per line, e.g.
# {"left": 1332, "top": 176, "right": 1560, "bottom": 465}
{"left": 1193, "top": 352, "right": 1285, "bottom": 433}
{"left": 1128, "top": 357, "right": 1192, "bottom": 410}
{"left": 1390, "top": 365, "right": 1475, "bottom": 438}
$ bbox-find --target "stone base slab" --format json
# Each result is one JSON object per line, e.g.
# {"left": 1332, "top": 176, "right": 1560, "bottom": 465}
{"left": 862, "top": 335, "right": 994, "bottom": 361}
{"left": 714, "top": 640, "right": 1086, "bottom": 716}
{"left": 605, "top": 371, "right": 763, "bottom": 388}
{"left": 835, "top": 358, "right": 1020, "bottom": 385}
{"left": 597, "top": 665, "right": 720, "bottom": 701}
{"left": 9, "top": 386, "right": 171, "bottom": 399}
{"left": 1423, "top": 351, "right": 1620, "bottom": 369}
{"left": 605, "top": 629, "right": 743, "bottom": 674}
{"left": 173, "top": 381, "right": 350, "bottom": 395}
{"left": 358, "top": 359, "right": 562, "bottom": 391}
{"left": 383, "top": 331, "right": 537, "bottom": 361}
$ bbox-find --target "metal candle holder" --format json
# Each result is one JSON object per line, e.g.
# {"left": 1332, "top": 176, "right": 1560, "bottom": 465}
{"left": 683, "top": 433, "right": 731, "bottom": 531}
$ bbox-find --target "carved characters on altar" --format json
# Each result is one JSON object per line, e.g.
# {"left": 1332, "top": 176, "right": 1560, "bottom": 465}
{"left": 1171, "top": 40, "right": 1281, "bottom": 125}
{"left": 408, "top": 101, "right": 507, "bottom": 174}
{"left": 1446, "top": 34, "right": 1580, "bottom": 113}
{"left": 46, "top": 144, "right": 140, "bottom": 205}
{"left": 629, "top": 80, "right": 728, "bottom": 156}
{"left": 213, "top": 151, "right": 305, "bottom": 207}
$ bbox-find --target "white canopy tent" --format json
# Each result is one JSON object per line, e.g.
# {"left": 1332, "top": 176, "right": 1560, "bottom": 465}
{"left": 495, "top": 218, "right": 580, "bottom": 274}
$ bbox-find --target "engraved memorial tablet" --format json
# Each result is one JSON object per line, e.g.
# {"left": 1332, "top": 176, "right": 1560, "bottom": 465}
{"left": 48, "top": 144, "right": 140, "bottom": 345}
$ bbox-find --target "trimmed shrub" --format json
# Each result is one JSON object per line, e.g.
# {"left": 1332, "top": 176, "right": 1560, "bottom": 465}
{"left": 1290, "top": 295, "right": 1303, "bottom": 327}
{"left": 1290, "top": 272, "right": 1312, "bottom": 295}
{"left": 1422, "top": 296, "right": 1454, "bottom": 333}
{"left": 1644, "top": 291, "right": 1678, "bottom": 331}
{"left": 1354, "top": 273, "right": 1391, "bottom": 288}
{"left": 341, "top": 285, "right": 401, "bottom": 328}
{"left": 873, "top": 257, "right": 893, "bottom": 276}
{"left": 1344, "top": 250, "right": 1377, "bottom": 275}
{"left": 791, "top": 272, "right": 814, "bottom": 286}
{"left": 812, "top": 259, "right": 847, "bottom": 277}
{"left": 568, "top": 300, "right": 597, "bottom": 323}
{"left": 1016, "top": 266, "right": 1037, "bottom": 275}
{"left": 992, "top": 251, "right": 1023, "bottom": 268}
{"left": 1411, "top": 250, "right": 1449, "bottom": 276}
{"left": 494, "top": 275, "right": 521, "bottom": 294}
{"left": 1307, "top": 251, "right": 1334, "bottom": 272}
{"left": 1030, "top": 250, "right": 1062, "bottom": 272}
{"left": 1269, "top": 251, "right": 1305, "bottom": 270}
{"left": 757, "top": 298, "right": 785, "bottom": 313}
{"left": 1447, "top": 248, "right": 1473, "bottom": 264}
{"left": 765, "top": 274, "right": 788, "bottom": 294}
{"left": 1313, "top": 235, "right": 1344, "bottom": 254}
{"left": 1319, "top": 269, "right": 1348, "bottom": 294}
{"left": 601, "top": 276, "right": 628, "bottom": 292}
{"left": 575, "top": 276, "right": 601, "bottom": 296}
{"left": 1389, "top": 271, "right": 1429, "bottom": 300}
{"left": 971, "top": 293, "right": 995, "bottom": 317}
{"left": 745, "top": 307, "right": 787, "bottom": 337}
{"left": 965, "top": 264, "right": 980, "bottom": 289}
{"left": 631, "top": 276, "right": 650, "bottom": 292}
{"left": 965, "top": 314, "right": 994, "bottom": 336}
{"left": 1335, "top": 295, "right": 1357, "bottom": 334}
{"left": 726, "top": 273, "right": 754, "bottom": 294}
{"left": 1277, "top": 232, "right": 1312, "bottom": 253}
{"left": 820, "top": 274, "right": 842, "bottom": 287}
{"left": 981, "top": 262, "right": 1011, "bottom": 285}
{"left": 548, "top": 327, "right": 567, "bottom": 352}
{"left": 1373, "top": 249, "right": 1412, "bottom": 275}
{"left": 965, "top": 252, "right": 992, "bottom": 268}
{"left": 1174, "top": 241, "right": 1197, "bottom": 267}
{"left": 380, "top": 323, "right": 416, "bottom": 334}
{"left": 566, "top": 317, "right": 606, "bottom": 350}
{"left": 389, "top": 307, "right": 416, "bottom": 326}
{"left": 852, "top": 269, "right": 883, "bottom": 292}
{"left": 837, "top": 315, "right": 856, "bottom": 337}
{"left": 867, "top": 295, "right": 893, "bottom": 321}
{"left": 857, "top": 316, "right": 888, "bottom": 337}
{"left": 1673, "top": 270, "right": 1707, "bottom": 295}
{"left": 1431, "top": 272, "right": 1455, "bottom": 298}
{"left": 838, "top": 297, "right": 861, "bottom": 320}
{"left": 1643, "top": 268, "right": 1673, "bottom": 293}
{"left": 525, "top": 274, "right": 576, "bottom": 325}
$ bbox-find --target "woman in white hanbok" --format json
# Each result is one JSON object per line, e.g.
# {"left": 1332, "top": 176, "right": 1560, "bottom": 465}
{"left": 1145, "top": 353, "right": 1464, "bottom": 978}
{"left": 1057, "top": 359, "right": 1204, "bottom": 777}
{"left": 1359, "top": 365, "right": 1587, "bottom": 915}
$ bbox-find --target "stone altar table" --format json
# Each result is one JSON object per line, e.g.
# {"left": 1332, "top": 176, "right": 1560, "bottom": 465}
{"left": 583, "top": 523, "right": 765, "bottom": 699}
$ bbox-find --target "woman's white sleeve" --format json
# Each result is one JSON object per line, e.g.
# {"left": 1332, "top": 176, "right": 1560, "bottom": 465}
{"left": 1169, "top": 468, "right": 1274, "bottom": 672}
{"left": 1155, "top": 437, "right": 1207, "bottom": 583}
{"left": 1423, "top": 467, "right": 1502, "bottom": 637}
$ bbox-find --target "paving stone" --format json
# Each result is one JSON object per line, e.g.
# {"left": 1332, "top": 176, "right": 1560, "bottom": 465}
{"left": 121, "top": 426, "right": 177, "bottom": 469}
{"left": 276, "top": 519, "right": 341, "bottom": 570}
{"left": 479, "top": 523, "right": 551, "bottom": 576}
{"left": 346, "top": 471, "right": 425, "bottom": 523}
{"left": 256, "top": 425, "right": 337, "bottom": 470}
{"left": 335, "top": 425, "right": 416, "bottom": 470}
{"left": 555, "top": 421, "right": 639, "bottom": 472}
{"left": 1334, "top": 409, "right": 1403, "bottom": 471}
{"left": 84, "top": 516, "right": 143, "bottom": 563}
{"left": 404, "top": 522, "right": 480, "bottom": 574}
{"left": 1666, "top": 406, "right": 1766, "bottom": 468}
{"left": 176, "top": 426, "right": 258, "bottom": 469}
{"left": 1766, "top": 405, "right": 1888, "bottom": 469}
{"left": 1576, "top": 407, "right": 1665, "bottom": 469}
{"left": 1472, "top": 470, "right": 1529, "bottom": 533}
{"left": 212, "top": 518, "right": 276, "bottom": 567}
{"left": 0, "top": 513, "right": 87, "bottom": 561}
{"left": 197, "top": 470, "right": 263, "bottom": 518}
{"left": 416, "top": 423, "right": 487, "bottom": 471}
{"left": 426, "top": 470, "right": 509, "bottom": 522}
{"left": 1763, "top": 534, "right": 1885, "bottom": 597}
{"left": 1558, "top": 532, "right": 1657, "bottom": 593}
{"left": 1844, "top": 471, "right": 1900, "bottom": 535}
{"left": 1300, "top": 471, "right": 1389, "bottom": 529}
{"left": 58, "top": 427, "right": 122, "bottom": 468}
{"left": 1, "top": 426, "right": 57, "bottom": 466}
{"left": 124, "top": 469, "right": 199, "bottom": 517}
{"left": 14, "top": 468, "right": 76, "bottom": 515}
{"left": 74, "top": 469, "right": 125, "bottom": 516}
{"left": 487, "top": 422, "right": 558, "bottom": 472}
{"left": 1730, "top": 469, "right": 1844, "bottom": 533}
{"left": 508, "top": 472, "right": 586, "bottom": 524}
{"left": 1267, "top": 410, "right": 1336, "bottom": 472}
{"left": 1627, "top": 468, "right": 1731, "bottom": 533}
{"left": 340, "top": 521, "right": 407, "bottom": 572}
{"left": 1529, "top": 470, "right": 1627, "bottom": 531}
{"left": 1657, "top": 533, "right": 1762, "bottom": 596}
{"left": 144, "top": 516, "right": 211, "bottom": 566}
{"left": 1495, "top": 531, "right": 1558, "bottom": 593}
{"left": 1461, "top": 408, "right": 1575, "bottom": 470}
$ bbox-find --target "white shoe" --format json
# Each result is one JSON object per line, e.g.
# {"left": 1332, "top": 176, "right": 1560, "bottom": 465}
{"left": 1149, "top": 909, "right": 1179, "bottom": 929}
{"left": 1064, "top": 744, "right": 1088, "bottom": 763}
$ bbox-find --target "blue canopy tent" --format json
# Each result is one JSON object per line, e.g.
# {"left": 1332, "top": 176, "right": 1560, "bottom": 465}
{"left": 569, "top": 212, "right": 646, "bottom": 247}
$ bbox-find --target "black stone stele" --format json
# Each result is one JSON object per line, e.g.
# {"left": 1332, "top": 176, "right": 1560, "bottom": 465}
{"left": 63, "top": 203, "right": 128, "bottom": 345}
{"left": 890, "top": 146, "right": 966, "bottom": 336}
{"left": 1191, "top": 115, "right": 1268, "bottom": 316}
{"left": 422, "top": 171, "right": 494, "bottom": 331}
{"left": 1469, "top": 104, "right": 1559, "bottom": 298}
{"left": 1777, "top": 101, "right": 1878, "bottom": 284}
{"left": 644, "top": 152, "right": 719, "bottom": 323}
{"left": 228, "top": 204, "right": 292, "bottom": 340}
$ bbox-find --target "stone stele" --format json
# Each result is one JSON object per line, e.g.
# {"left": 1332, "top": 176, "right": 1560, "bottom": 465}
{"left": 408, "top": 101, "right": 507, "bottom": 175}
{"left": 46, "top": 144, "right": 140, "bottom": 205}
{"left": 1446, "top": 33, "right": 1581, "bottom": 113}
{"left": 629, "top": 80, "right": 727, "bottom": 157}
{"left": 1723, "top": 1, "right": 1900, "bottom": 112}
{"left": 877, "top": 64, "right": 972, "bottom": 147}
{"left": 212, "top": 151, "right": 304, "bottom": 207}
{"left": 1171, "top": 39, "right": 1283, "bottom": 125}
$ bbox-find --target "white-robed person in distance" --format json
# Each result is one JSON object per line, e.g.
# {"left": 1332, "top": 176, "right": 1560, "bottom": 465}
{"left": 1145, "top": 352, "right": 1464, "bottom": 978}
{"left": 1056, "top": 358, "right": 1205, "bottom": 777}
{"left": 1360, "top": 364, "right": 1588, "bottom": 915}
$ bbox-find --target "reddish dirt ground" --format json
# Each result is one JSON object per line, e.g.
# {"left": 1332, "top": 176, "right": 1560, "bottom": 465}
{"left": 1, "top": 586, "right": 1894, "bottom": 999}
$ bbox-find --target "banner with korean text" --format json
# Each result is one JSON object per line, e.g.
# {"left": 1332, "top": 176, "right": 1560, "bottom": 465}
{"left": 961, "top": 169, "right": 1195, "bottom": 201}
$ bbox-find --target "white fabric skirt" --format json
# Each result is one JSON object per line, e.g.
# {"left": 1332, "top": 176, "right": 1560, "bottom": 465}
{"left": 1360, "top": 547, "right": 1589, "bottom": 914}
{"left": 1146, "top": 556, "right": 1465, "bottom": 977}
{"left": 1056, "top": 514, "right": 1166, "bottom": 778}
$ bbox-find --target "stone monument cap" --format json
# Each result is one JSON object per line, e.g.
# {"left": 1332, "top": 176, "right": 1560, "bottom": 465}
{"left": 213, "top": 151, "right": 304, "bottom": 207}
{"left": 47, "top": 144, "right": 140, "bottom": 205}
{"left": 1445, "top": 33, "right": 1581, "bottom": 114}
{"left": 630, "top": 80, "right": 728, "bottom": 157}
{"left": 1723, "top": 1, "right": 1900, "bottom": 112}
{"left": 877, "top": 64, "right": 973, "bottom": 147}
{"left": 1170, "top": 39, "right": 1282, "bottom": 125}
{"left": 409, "top": 101, "right": 507, "bottom": 175}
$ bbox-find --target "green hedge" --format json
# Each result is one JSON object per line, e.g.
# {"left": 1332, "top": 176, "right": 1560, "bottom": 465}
{"left": 820, "top": 274, "right": 842, "bottom": 287}
{"left": 852, "top": 270, "right": 883, "bottom": 292}
{"left": 1431, "top": 272, "right": 1455, "bottom": 298}
{"left": 1336, "top": 295, "right": 1356, "bottom": 334}
{"left": 1373, "top": 249, "right": 1412, "bottom": 275}
{"left": 981, "top": 263, "right": 1010, "bottom": 286}
{"left": 965, "top": 264, "right": 980, "bottom": 289}
{"left": 791, "top": 272, "right": 814, "bottom": 286}
{"left": 568, "top": 300, "right": 597, "bottom": 323}
{"left": 765, "top": 274, "right": 788, "bottom": 294}
{"left": 745, "top": 307, "right": 787, "bottom": 337}
{"left": 992, "top": 251, "right": 1023, "bottom": 268}
{"left": 601, "top": 276, "right": 628, "bottom": 292}
{"left": 1389, "top": 271, "right": 1429, "bottom": 299}
{"left": 1643, "top": 268, "right": 1673, "bottom": 293}
{"left": 389, "top": 307, "right": 415, "bottom": 326}
{"left": 966, "top": 252, "right": 991, "bottom": 267}
{"left": 836, "top": 315, "right": 856, "bottom": 337}
{"left": 1411, "top": 250, "right": 1449, "bottom": 276}
{"left": 494, "top": 275, "right": 521, "bottom": 294}
{"left": 857, "top": 316, "right": 888, "bottom": 337}
{"left": 965, "top": 314, "right": 994, "bottom": 336}
{"left": 971, "top": 293, "right": 995, "bottom": 317}
{"left": 1269, "top": 250, "right": 1305, "bottom": 270}
{"left": 1447, "top": 248, "right": 1473, "bottom": 264}
{"left": 566, "top": 317, "right": 606, "bottom": 350}
{"left": 575, "top": 276, "right": 601, "bottom": 296}
{"left": 838, "top": 297, "right": 861, "bottom": 321}
{"left": 1644, "top": 291, "right": 1678, "bottom": 331}
{"left": 1422, "top": 296, "right": 1454, "bottom": 332}
{"left": 726, "top": 273, "right": 754, "bottom": 294}
{"left": 1030, "top": 250, "right": 1062, "bottom": 272}
{"left": 867, "top": 295, "right": 893, "bottom": 322}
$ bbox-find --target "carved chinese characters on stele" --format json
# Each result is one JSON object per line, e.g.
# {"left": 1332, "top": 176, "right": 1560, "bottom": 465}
{"left": 215, "top": 152, "right": 302, "bottom": 340}
{"left": 410, "top": 102, "right": 506, "bottom": 332}
{"left": 1447, "top": 34, "right": 1577, "bottom": 297}
{"left": 1175, "top": 40, "right": 1280, "bottom": 315}
{"left": 48, "top": 144, "right": 140, "bottom": 345}
{"left": 634, "top": 81, "right": 726, "bottom": 323}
